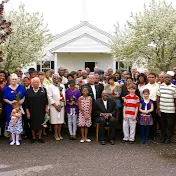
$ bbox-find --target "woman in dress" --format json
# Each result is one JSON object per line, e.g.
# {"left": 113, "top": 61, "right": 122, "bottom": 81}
{"left": 3, "top": 74, "right": 26, "bottom": 138}
{"left": 47, "top": 74, "right": 65, "bottom": 141}
{"left": 25, "top": 77, "right": 48, "bottom": 143}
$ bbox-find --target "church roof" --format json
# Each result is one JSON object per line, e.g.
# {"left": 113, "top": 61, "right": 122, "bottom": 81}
{"left": 52, "top": 21, "right": 112, "bottom": 41}
{"left": 48, "top": 21, "right": 112, "bottom": 53}
{"left": 50, "top": 33, "right": 110, "bottom": 53}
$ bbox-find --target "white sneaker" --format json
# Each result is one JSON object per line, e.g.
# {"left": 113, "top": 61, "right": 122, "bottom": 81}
{"left": 16, "top": 141, "right": 20, "bottom": 146}
{"left": 10, "top": 141, "right": 15, "bottom": 145}
{"left": 80, "top": 139, "right": 85, "bottom": 143}
{"left": 85, "top": 139, "right": 91, "bottom": 142}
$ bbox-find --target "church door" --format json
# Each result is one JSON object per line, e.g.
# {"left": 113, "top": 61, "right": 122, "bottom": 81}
{"left": 85, "top": 62, "right": 95, "bottom": 72}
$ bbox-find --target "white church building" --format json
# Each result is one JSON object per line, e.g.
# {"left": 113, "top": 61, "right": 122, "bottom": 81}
{"left": 33, "top": 21, "right": 129, "bottom": 73}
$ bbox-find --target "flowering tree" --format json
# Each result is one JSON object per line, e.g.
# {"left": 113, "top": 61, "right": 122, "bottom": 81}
{"left": 0, "top": 0, "right": 11, "bottom": 62}
{"left": 1, "top": 3, "right": 52, "bottom": 70}
{"left": 110, "top": 0, "right": 176, "bottom": 72}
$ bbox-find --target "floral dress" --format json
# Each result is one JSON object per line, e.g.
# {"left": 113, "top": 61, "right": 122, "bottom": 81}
{"left": 7, "top": 113, "right": 23, "bottom": 134}
{"left": 78, "top": 96, "right": 92, "bottom": 127}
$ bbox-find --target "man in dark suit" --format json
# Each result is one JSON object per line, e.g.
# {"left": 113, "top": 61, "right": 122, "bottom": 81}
{"left": 94, "top": 90, "right": 116, "bottom": 145}
{"left": 23, "top": 77, "right": 31, "bottom": 138}
{"left": 82, "top": 75, "right": 103, "bottom": 124}
{"left": 83, "top": 75, "right": 103, "bottom": 102}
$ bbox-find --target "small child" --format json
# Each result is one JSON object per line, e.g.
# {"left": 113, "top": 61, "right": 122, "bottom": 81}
{"left": 78, "top": 86, "right": 92, "bottom": 143}
{"left": 139, "top": 89, "right": 154, "bottom": 145}
{"left": 7, "top": 101, "right": 23, "bottom": 146}
{"left": 122, "top": 84, "right": 140, "bottom": 144}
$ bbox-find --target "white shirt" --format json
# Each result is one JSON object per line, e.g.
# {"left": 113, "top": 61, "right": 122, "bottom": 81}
{"left": 144, "top": 83, "right": 159, "bottom": 101}
{"left": 61, "top": 76, "right": 68, "bottom": 85}
{"left": 103, "top": 100, "right": 107, "bottom": 109}
{"left": 90, "top": 84, "right": 96, "bottom": 100}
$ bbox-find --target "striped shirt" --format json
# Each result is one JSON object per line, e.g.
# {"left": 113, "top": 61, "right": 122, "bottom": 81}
{"left": 124, "top": 94, "right": 140, "bottom": 118}
{"left": 157, "top": 83, "right": 176, "bottom": 113}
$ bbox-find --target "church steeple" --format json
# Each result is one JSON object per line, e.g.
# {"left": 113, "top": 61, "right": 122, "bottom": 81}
{"left": 81, "top": 0, "right": 88, "bottom": 22}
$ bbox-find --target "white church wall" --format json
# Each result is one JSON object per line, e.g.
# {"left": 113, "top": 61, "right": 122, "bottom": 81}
{"left": 57, "top": 53, "right": 113, "bottom": 72}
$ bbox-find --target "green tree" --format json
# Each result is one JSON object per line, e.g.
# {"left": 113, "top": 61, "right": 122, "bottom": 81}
{"left": 0, "top": 0, "right": 11, "bottom": 62}
{"left": 110, "top": 0, "right": 176, "bottom": 72}
{"left": 1, "top": 4, "right": 52, "bottom": 70}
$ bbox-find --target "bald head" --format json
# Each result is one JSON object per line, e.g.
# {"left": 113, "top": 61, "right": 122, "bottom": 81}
{"left": 101, "top": 90, "right": 109, "bottom": 101}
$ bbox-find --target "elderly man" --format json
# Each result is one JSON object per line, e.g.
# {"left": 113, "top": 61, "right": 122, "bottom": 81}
{"left": 83, "top": 75, "right": 102, "bottom": 102}
{"left": 107, "top": 67, "right": 113, "bottom": 76}
{"left": 58, "top": 67, "right": 68, "bottom": 85}
{"left": 76, "top": 70, "right": 88, "bottom": 86}
{"left": 158, "top": 72, "right": 165, "bottom": 84}
{"left": 131, "top": 67, "right": 137, "bottom": 79}
{"left": 157, "top": 74, "right": 176, "bottom": 144}
{"left": 94, "top": 90, "right": 116, "bottom": 145}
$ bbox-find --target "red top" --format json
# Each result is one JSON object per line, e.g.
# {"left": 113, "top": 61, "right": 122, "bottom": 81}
{"left": 123, "top": 94, "right": 140, "bottom": 118}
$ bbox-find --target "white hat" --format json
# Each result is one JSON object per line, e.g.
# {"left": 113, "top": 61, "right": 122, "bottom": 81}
{"left": 166, "top": 71, "right": 175, "bottom": 77}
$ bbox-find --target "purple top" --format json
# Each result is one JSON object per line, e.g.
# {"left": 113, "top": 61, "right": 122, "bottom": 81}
{"left": 65, "top": 88, "right": 81, "bottom": 114}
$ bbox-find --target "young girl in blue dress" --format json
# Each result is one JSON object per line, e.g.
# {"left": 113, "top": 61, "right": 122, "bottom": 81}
{"left": 139, "top": 89, "right": 154, "bottom": 144}
{"left": 7, "top": 101, "right": 23, "bottom": 146}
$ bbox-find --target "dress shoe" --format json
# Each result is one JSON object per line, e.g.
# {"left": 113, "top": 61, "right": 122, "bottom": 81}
{"left": 129, "top": 141, "right": 134, "bottom": 144}
{"left": 110, "top": 140, "right": 115, "bottom": 145}
{"left": 100, "top": 141, "right": 106, "bottom": 145}
{"left": 165, "top": 139, "right": 170, "bottom": 144}
{"left": 37, "top": 139, "right": 45, "bottom": 143}
{"left": 122, "top": 140, "right": 128, "bottom": 143}
{"left": 30, "top": 139, "right": 36, "bottom": 144}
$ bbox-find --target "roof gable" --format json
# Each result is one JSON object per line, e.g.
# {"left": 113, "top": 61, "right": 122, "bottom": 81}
{"left": 50, "top": 33, "right": 110, "bottom": 53}
{"left": 52, "top": 21, "right": 112, "bottom": 41}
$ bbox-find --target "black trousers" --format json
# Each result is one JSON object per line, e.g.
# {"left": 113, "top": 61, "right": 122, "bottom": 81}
{"left": 160, "top": 113, "right": 175, "bottom": 141}
{"left": 150, "top": 101, "right": 160, "bottom": 138}
{"left": 99, "top": 117, "right": 116, "bottom": 141}
{"left": 23, "top": 115, "right": 31, "bottom": 137}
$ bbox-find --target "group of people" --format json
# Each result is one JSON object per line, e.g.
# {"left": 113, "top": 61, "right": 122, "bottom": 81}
{"left": 0, "top": 66, "right": 176, "bottom": 146}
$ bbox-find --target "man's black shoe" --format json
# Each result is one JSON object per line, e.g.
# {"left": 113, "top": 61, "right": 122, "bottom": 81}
{"left": 122, "top": 140, "right": 127, "bottom": 143}
{"left": 165, "top": 139, "right": 170, "bottom": 144}
{"left": 37, "top": 139, "right": 45, "bottom": 143}
{"left": 30, "top": 139, "right": 36, "bottom": 144}
{"left": 100, "top": 141, "right": 106, "bottom": 145}
{"left": 160, "top": 138, "right": 165, "bottom": 143}
{"left": 110, "top": 140, "right": 115, "bottom": 145}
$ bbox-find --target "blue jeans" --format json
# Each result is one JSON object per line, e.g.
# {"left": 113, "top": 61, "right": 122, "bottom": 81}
{"left": 140, "top": 125, "right": 149, "bottom": 144}
{"left": 67, "top": 113, "right": 77, "bottom": 136}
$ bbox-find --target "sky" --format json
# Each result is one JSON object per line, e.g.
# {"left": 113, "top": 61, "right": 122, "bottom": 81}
{"left": 3, "top": 0, "right": 176, "bottom": 35}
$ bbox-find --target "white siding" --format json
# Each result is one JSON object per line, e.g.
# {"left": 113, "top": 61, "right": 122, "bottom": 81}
{"left": 57, "top": 53, "right": 113, "bottom": 72}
